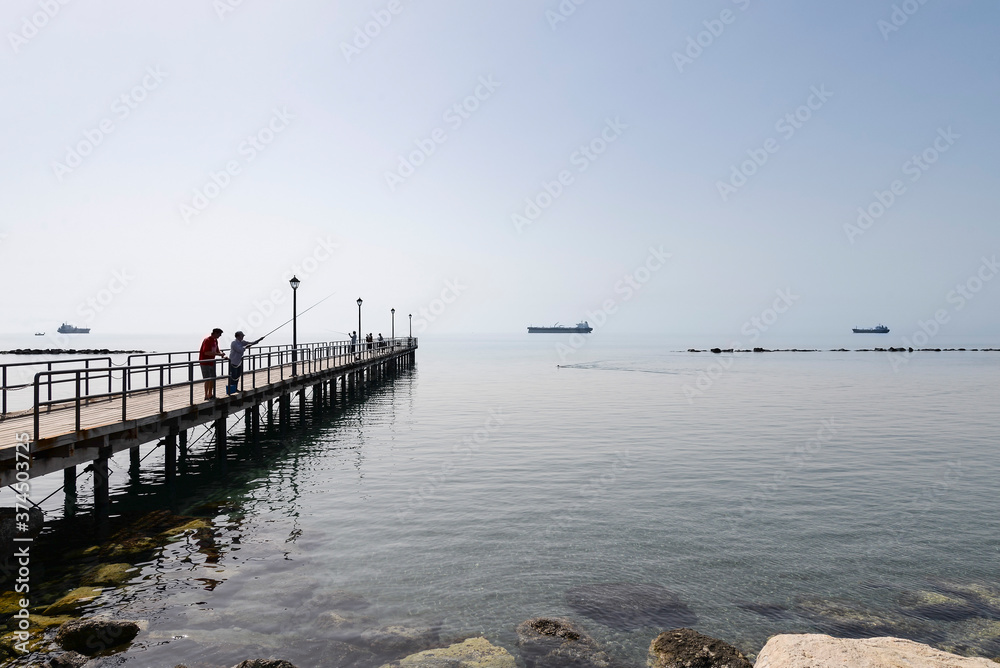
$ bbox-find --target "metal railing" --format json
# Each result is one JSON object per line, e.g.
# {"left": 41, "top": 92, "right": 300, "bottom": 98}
{"left": 25, "top": 338, "right": 415, "bottom": 442}
{"left": 1, "top": 357, "right": 113, "bottom": 418}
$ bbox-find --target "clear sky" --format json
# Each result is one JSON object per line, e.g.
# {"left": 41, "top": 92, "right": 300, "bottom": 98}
{"left": 2, "top": 1, "right": 998, "bottom": 340}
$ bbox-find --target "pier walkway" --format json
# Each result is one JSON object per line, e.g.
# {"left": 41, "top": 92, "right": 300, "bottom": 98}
{"left": 0, "top": 338, "right": 417, "bottom": 494}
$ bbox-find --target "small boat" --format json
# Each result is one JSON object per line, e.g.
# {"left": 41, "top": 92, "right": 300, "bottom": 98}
{"left": 527, "top": 321, "right": 593, "bottom": 334}
{"left": 853, "top": 324, "right": 889, "bottom": 334}
{"left": 34, "top": 332, "right": 45, "bottom": 336}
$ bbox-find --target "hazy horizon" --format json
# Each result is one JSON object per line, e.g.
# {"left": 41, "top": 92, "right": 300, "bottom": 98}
{"left": 3, "top": 1, "right": 998, "bottom": 342}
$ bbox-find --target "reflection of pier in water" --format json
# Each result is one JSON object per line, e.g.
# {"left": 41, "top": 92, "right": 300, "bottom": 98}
{"left": 0, "top": 338, "right": 417, "bottom": 518}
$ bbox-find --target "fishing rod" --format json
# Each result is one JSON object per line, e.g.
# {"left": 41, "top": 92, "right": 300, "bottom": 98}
{"left": 257, "top": 292, "right": 338, "bottom": 340}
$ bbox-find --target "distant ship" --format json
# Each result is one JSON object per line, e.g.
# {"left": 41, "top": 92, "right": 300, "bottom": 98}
{"left": 527, "top": 321, "right": 593, "bottom": 334}
{"left": 853, "top": 324, "right": 889, "bottom": 334}
{"left": 34, "top": 332, "right": 44, "bottom": 336}
{"left": 57, "top": 322, "right": 91, "bottom": 334}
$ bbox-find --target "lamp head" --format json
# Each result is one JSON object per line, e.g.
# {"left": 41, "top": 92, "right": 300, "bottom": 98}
{"left": 289, "top": 276, "right": 300, "bottom": 290}
{"left": 357, "top": 298, "right": 363, "bottom": 306}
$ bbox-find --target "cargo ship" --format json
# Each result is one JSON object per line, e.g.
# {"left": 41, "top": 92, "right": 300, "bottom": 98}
{"left": 57, "top": 323, "right": 91, "bottom": 334}
{"left": 852, "top": 324, "right": 889, "bottom": 334}
{"left": 527, "top": 321, "right": 593, "bottom": 334}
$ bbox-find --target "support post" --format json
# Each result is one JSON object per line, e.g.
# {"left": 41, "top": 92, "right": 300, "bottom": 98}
{"left": 215, "top": 414, "right": 228, "bottom": 472}
{"left": 94, "top": 447, "right": 111, "bottom": 520}
{"left": 165, "top": 432, "right": 177, "bottom": 483}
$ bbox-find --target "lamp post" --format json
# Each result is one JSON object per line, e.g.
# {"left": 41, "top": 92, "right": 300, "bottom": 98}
{"left": 408, "top": 313, "right": 412, "bottom": 338}
{"left": 357, "top": 298, "right": 363, "bottom": 357}
{"left": 391, "top": 308, "right": 395, "bottom": 341}
{"left": 290, "top": 276, "right": 300, "bottom": 376}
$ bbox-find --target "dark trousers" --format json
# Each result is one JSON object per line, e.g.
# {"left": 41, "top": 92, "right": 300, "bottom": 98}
{"left": 228, "top": 364, "right": 242, "bottom": 389}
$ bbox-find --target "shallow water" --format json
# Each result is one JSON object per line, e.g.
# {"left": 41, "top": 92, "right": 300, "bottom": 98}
{"left": 6, "top": 335, "right": 1000, "bottom": 665}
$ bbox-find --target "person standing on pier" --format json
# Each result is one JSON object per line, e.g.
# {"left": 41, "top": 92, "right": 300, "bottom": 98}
{"left": 199, "top": 328, "right": 227, "bottom": 400}
{"left": 227, "top": 331, "right": 263, "bottom": 395}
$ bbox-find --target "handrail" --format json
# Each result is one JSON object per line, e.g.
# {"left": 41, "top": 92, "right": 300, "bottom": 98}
{"left": 28, "top": 338, "right": 415, "bottom": 442}
{"left": 2, "top": 357, "right": 112, "bottom": 418}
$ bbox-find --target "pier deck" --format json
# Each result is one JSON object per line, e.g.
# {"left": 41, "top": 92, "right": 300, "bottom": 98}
{"left": 0, "top": 338, "right": 417, "bottom": 487}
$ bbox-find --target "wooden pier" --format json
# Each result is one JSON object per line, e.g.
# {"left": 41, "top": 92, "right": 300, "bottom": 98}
{"left": 0, "top": 338, "right": 417, "bottom": 511}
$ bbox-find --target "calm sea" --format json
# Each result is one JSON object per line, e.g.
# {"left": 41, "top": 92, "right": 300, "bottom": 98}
{"left": 4, "top": 333, "right": 1000, "bottom": 665}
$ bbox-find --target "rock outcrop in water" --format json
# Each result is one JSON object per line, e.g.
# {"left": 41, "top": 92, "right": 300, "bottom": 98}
{"left": 754, "top": 633, "right": 999, "bottom": 667}
{"left": 54, "top": 618, "right": 140, "bottom": 654}
{"left": 648, "top": 628, "right": 752, "bottom": 668}
{"left": 516, "top": 617, "right": 613, "bottom": 668}
{"left": 565, "top": 583, "right": 697, "bottom": 631}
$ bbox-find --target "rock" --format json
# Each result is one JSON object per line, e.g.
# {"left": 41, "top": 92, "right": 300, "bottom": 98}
{"left": 648, "top": 628, "right": 752, "bottom": 668}
{"left": 359, "top": 625, "right": 441, "bottom": 658}
{"left": 515, "top": 617, "right": 612, "bottom": 668}
{"left": 565, "top": 583, "right": 697, "bottom": 631}
{"left": 55, "top": 617, "right": 140, "bottom": 655}
{"left": 42, "top": 586, "right": 103, "bottom": 616}
{"left": 43, "top": 651, "right": 90, "bottom": 667}
{"left": 754, "top": 633, "right": 998, "bottom": 667}
{"left": 232, "top": 661, "right": 299, "bottom": 668}
{"left": 379, "top": 636, "right": 516, "bottom": 668}
{"left": 897, "top": 589, "right": 981, "bottom": 622}
{"left": 794, "top": 597, "right": 935, "bottom": 641}
{"left": 80, "top": 563, "right": 137, "bottom": 587}
{"left": 710, "top": 348, "right": 722, "bottom": 354}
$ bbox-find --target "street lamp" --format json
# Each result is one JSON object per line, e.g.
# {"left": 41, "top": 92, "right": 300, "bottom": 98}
{"left": 290, "top": 276, "right": 300, "bottom": 376}
{"left": 357, "top": 298, "right": 363, "bottom": 357}
{"left": 408, "top": 313, "right": 412, "bottom": 338}
{"left": 391, "top": 308, "right": 395, "bottom": 340}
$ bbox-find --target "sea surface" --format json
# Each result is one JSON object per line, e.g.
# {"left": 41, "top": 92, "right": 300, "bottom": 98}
{"left": 3, "top": 333, "right": 1000, "bottom": 666}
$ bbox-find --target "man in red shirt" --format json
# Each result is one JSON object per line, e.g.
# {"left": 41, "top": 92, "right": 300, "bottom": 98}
{"left": 199, "top": 328, "right": 227, "bottom": 400}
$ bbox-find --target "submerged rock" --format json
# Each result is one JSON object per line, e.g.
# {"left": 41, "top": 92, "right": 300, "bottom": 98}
{"left": 42, "top": 651, "right": 90, "bottom": 668}
{"left": 308, "top": 589, "right": 373, "bottom": 613}
{"left": 794, "top": 597, "right": 936, "bottom": 641}
{"left": 754, "top": 633, "right": 998, "bottom": 667}
{"left": 42, "top": 586, "right": 103, "bottom": 616}
{"left": 379, "top": 636, "right": 516, "bottom": 668}
{"left": 515, "top": 617, "right": 613, "bottom": 668}
{"left": 648, "top": 628, "right": 752, "bottom": 668}
{"left": 565, "top": 583, "right": 697, "bottom": 631}
{"left": 359, "top": 624, "right": 442, "bottom": 658}
{"left": 232, "top": 661, "right": 299, "bottom": 668}
{"left": 80, "top": 562, "right": 138, "bottom": 587}
{"left": 897, "top": 589, "right": 982, "bottom": 622}
{"left": 55, "top": 617, "right": 140, "bottom": 654}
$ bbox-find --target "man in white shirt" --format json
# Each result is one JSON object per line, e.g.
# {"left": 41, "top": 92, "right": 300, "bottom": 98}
{"left": 227, "top": 331, "right": 263, "bottom": 395}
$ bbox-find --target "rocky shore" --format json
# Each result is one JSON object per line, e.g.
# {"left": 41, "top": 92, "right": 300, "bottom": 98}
{"left": 4, "top": 511, "right": 1000, "bottom": 667}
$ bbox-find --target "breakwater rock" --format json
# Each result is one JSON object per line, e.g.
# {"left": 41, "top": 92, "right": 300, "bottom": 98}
{"left": 754, "top": 633, "right": 999, "bottom": 667}
{"left": 379, "top": 636, "right": 516, "bottom": 668}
